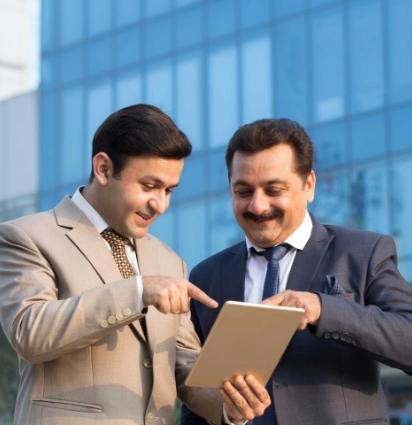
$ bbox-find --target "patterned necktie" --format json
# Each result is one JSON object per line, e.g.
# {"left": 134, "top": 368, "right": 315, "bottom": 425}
{"left": 252, "top": 243, "right": 291, "bottom": 425}
{"left": 101, "top": 228, "right": 148, "bottom": 340}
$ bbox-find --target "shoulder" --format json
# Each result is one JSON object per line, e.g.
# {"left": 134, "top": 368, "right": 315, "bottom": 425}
{"left": 322, "top": 223, "right": 396, "bottom": 254}
{"left": 0, "top": 210, "right": 55, "bottom": 239}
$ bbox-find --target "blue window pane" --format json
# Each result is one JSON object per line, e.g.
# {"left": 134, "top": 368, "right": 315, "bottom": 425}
{"left": 311, "top": 121, "right": 347, "bottom": 169}
{"left": 207, "top": 0, "right": 236, "bottom": 39}
{"left": 38, "top": 191, "right": 60, "bottom": 212}
{"left": 241, "top": 31, "right": 272, "bottom": 124}
{"left": 398, "top": 259, "right": 412, "bottom": 284}
{"left": 176, "top": 0, "right": 201, "bottom": 7}
{"left": 350, "top": 112, "right": 386, "bottom": 162}
{"left": 389, "top": 0, "right": 412, "bottom": 104}
{"left": 209, "top": 148, "right": 229, "bottom": 193}
{"left": 40, "top": 56, "right": 56, "bottom": 89}
{"left": 40, "top": 93, "right": 58, "bottom": 191}
{"left": 177, "top": 155, "right": 206, "bottom": 200}
{"left": 176, "top": 6, "right": 203, "bottom": 49}
{"left": 115, "top": 27, "right": 141, "bottom": 68}
{"left": 177, "top": 200, "right": 207, "bottom": 271}
{"left": 58, "top": 46, "right": 83, "bottom": 85}
{"left": 115, "top": 70, "right": 142, "bottom": 110}
{"left": 145, "top": 0, "right": 171, "bottom": 18}
{"left": 310, "top": 0, "right": 337, "bottom": 6}
{"left": 87, "top": 37, "right": 112, "bottom": 76}
{"left": 41, "top": 0, "right": 56, "bottom": 51}
{"left": 208, "top": 42, "right": 239, "bottom": 148}
{"left": 145, "top": 60, "right": 173, "bottom": 116}
{"left": 311, "top": 6, "right": 345, "bottom": 123}
{"left": 210, "top": 195, "right": 243, "bottom": 255}
{"left": 309, "top": 170, "right": 349, "bottom": 226}
{"left": 349, "top": 163, "right": 389, "bottom": 234}
{"left": 275, "top": 17, "right": 307, "bottom": 125}
{"left": 391, "top": 156, "right": 412, "bottom": 257}
{"left": 390, "top": 105, "right": 412, "bottom": 153}
{"left": 145, "top": 16, "right": 172, "bottom": 59}
{"left": 349, "top": 0, "right": 384, "bottom": 113}
{"left": 87, "top": 0, "right": 112, "bottom": 37}
{"left": 115, "top": 0, "right": 141, "bottom": 27}
{"left": 240, "top": 0, "right": 270, "bottom": 29}
{"left": 87, "top": 79, "right": 113, "bottom": 153}
{"left": 176, "top": 53, "right": 203, "bottom": 150}
{"left": 147, "top": 208, "right": 176, "bottom": 250}
{"left": 275, "top": 0, "right": 305, "bottom": 18}
{"left": 60, "top": 86, "right": 85, "bottom": 184}
{"left": 58, "top": 0, "right": 84, "bottom": 47}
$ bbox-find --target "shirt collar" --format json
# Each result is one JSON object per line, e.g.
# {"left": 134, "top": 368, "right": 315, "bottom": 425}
{"left": 72, "top": 187, "right": 109, "bottom": 234}
{"left": 246, "top": 210, "right": 313, "bottom": 258}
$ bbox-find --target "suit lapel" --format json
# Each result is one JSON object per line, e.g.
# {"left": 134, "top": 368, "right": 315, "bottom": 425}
{"left": 287, "top": 214, "right": 333, "bottom": 292}
{"left": 134, "top": 235, "right": 160, "bottom": 351}
{"left": 222, "top": 242, "right": 247, "bottom": 303}
{"left": 55, "top": 196, "right": 123, "bottom": 285}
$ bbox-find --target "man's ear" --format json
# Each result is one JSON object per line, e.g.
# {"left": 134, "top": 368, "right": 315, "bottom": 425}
{"left": 92, "top": 152, "right": 113, "bottom": 185}
{"left": 306, "top": 170, "right": 316, "bottom": 203}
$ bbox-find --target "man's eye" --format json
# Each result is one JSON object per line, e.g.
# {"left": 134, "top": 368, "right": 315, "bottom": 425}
{"left": 235, "top": 190, "right": 252, "bottom": 197}
{"left": 166, "top": 189, "right": 173, "bottom": 195}
{"left": 267, "top": 189, "right": 282, "bottom": 196}
{"left": 143, "top": 184, "right": 155, "bottom": 190}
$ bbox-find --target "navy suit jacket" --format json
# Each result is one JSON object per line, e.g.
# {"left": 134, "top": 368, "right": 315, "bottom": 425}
{"left": 182, "top": 215, "right": 412, "bottom": 425}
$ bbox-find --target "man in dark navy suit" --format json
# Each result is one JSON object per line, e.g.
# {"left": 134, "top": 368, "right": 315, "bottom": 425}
{"left": 182, "top": 118, "right": 412, "bottom": 425}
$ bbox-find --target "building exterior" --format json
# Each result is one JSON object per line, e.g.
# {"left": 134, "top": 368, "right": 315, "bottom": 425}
{"left": 0, "top": 0, "right": 411, "bottom": 423}
{"left": 0, "top": 0, "right": 40, "bottom": 101}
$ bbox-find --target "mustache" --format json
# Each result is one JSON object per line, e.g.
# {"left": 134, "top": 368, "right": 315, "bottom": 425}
{"left": 243, "top": 208, "right": 284, "bottom": 221}
{"left": 136, "top": 206, "right": 157, "bottom": 219}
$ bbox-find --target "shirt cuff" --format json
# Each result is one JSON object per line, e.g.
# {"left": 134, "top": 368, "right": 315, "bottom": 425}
{"left": 222, "top": 405, "right": 248, "bottom": 425}
{"left": 136, "top": 275, "right": 146, "bottom": 313}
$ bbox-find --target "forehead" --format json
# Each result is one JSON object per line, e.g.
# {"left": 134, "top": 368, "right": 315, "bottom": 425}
{"left": 230, "top": 144, "right": 297, "bottom": 182}
{"left": 121, "top": 155, "right": 184, "bottom": 181}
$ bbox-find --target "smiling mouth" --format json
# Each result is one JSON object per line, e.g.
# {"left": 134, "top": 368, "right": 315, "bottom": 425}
{"left": 136, "top": 212, "right": 154, "bottom": 222}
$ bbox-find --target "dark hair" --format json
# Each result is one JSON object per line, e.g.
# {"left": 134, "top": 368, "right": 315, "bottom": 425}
{"left": 225, "top": 118, "right": 314, "bottom": 182}
{"left": 90, "top": 104, "right": 192, "bottom": 180}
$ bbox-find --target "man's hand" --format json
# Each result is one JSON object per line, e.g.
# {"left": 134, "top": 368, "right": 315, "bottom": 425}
{"left": 219, "top": 375, "right": 271, "bottom": 421}
{"left": 142, "top": 276, "right": 218, "bottom": 314}
{"left": 261, "top": 290, "right": 321, "bottom": 330}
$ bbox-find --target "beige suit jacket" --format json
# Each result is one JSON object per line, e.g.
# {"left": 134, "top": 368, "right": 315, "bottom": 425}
{"left": 0, "top": 196, "right": 221, "bottom": 425}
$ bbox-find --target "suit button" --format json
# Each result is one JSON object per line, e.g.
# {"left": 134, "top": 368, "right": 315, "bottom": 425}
{"left": 108, "top": 316, "right": 117, "bottom": 325}
{"left": 332, "top": 331, "right": 340, "bottom": 340}
{"left": 324, "top": 331, "right": 332, "bottom": 339}
{"left": 346, "top": 334, "right": 355, "bottom": 344}
{"left": 100, "top": 320, "right": 108, "bottom": 328}
{"left": 147, "top": 412, "right": 155, "bottom": 423}
{"left": 116, "top": 313, "right": 124, "bottom": 321}
{"left": 123, "top": 308, "right": 131, "bottom": 317}
{"left": 340, "top": 333, "right": 349, "bottom": 342}
{"left": 143, "top": 358, "right": 153, "bottom": 369}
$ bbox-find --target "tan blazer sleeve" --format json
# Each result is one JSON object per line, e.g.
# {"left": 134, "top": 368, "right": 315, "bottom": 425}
{"left": 0, "top": 221, "right": 145, "bottom": 364}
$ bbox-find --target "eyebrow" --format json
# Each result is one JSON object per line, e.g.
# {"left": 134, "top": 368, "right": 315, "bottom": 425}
{"left": 232, "top": 178, "right": 288, "bottom": 187}
{"left": 142, "top": 176, "right": 180, "bottom": 188}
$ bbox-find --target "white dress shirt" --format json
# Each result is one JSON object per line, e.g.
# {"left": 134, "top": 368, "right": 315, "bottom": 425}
{"left": 71, "top": 188, "right": 145, "bottom": 308}
{"left": 245, "top": 210, "right": 313, "bottom": 303}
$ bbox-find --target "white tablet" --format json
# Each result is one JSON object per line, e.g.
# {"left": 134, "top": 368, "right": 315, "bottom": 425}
{"left": 185, "top": 301, "right": 304, "bottom": 388}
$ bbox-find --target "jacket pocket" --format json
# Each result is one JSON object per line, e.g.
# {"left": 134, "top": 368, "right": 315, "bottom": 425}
{"left": 32, "top": 398, "right": 103, "bottom": 413}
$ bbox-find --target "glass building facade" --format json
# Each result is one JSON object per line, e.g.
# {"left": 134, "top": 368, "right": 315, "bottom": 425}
{"left": 16, "top": 0, "right": 412, "bottom": 422}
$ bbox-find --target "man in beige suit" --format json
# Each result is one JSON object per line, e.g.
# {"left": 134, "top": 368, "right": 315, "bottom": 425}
{"left": 0, "top": 105, "right": 269, "bottom": 425}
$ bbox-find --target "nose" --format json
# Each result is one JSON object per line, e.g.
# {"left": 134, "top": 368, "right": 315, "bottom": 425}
{"left": 248, "top": 190, "right": 269, "bottom": 215}
{"left": 148, "top": 191, "right": 169, "bottom": 215}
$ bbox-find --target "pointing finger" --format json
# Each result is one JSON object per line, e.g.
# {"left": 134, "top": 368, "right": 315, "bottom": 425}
{"left": 187, "top": 282, "right": 218, "bottom": 309}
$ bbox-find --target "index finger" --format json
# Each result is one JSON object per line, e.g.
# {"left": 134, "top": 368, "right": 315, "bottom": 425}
{"left": 187, "top": 282, "right": 218, "bottom": 309}
{"left": 260, "top": 292, "right": 284, "bottom": 306}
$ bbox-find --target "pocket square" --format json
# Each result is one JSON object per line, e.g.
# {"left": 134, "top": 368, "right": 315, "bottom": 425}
{"left": 325, "top": 275, "right": 346, "bottom": 295}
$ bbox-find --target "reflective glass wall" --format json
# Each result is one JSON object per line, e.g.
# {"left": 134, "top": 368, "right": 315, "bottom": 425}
{"left": 39, "top": 1, "right": 412, "bottom": 420}
{"left": 40, "top": 0, "right": 412, "bottom": 278}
